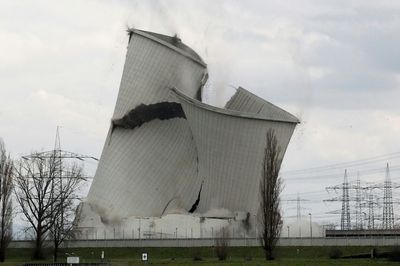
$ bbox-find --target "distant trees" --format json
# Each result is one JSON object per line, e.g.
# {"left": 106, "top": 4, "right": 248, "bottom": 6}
{"left": 14, "top": 151, "right": 84, "bottom": 260}
{"left": 259, "top": 129, "right": 283, "bottom": 260}
{"left": 0, "top": 140, "right": 13, "bottom": 262}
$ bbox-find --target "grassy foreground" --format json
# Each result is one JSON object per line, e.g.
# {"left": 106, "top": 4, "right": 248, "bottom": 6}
{"left": 1, "top": 246, "right": 400, "bottom": 265}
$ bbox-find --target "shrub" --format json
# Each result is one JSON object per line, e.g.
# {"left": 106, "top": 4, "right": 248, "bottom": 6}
{"left": 328, "top": 247, "right": 342, "bottom": 259}
{"left": 372, "top": 247, "right": 379, "bottom": 258}
{"left": 214, "top": 227, "right": 229, "bottom": 261}
{"left": 389, "top": 246, "right": 400, "bottom": 261}
{"left": 215, "top": 242, "right": 228, "bottom": 261}
{"left": 192, "top": 249, "right": 203, "bottom": 261}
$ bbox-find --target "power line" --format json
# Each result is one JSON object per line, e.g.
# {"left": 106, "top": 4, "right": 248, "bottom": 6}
{"left": 320, "top": 163, "right": 400, "bottom": 230}
{"left": 284, "top": 165, "right": 400, "bottom": 181}
{"left": 282, "top": 152, "right": 400, "bottom": 176}
{"left": 21, "top": 126, "right": 98, "bottom": 178}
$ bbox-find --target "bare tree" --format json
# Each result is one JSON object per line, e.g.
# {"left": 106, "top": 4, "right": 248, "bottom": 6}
{"left": 50, "top": 163, "right": 83, "bottom": 262}
{"left": 0, "top": 140, "right": 13, "bottom": 262}
{"left": 214, "top": 227, "right": 230, "bottom": 261}
{"left": 259, "top": 129, "right": 283, "bottom": 260}
{"left": 14, "top": 151, "right": 84, "bottom": 260}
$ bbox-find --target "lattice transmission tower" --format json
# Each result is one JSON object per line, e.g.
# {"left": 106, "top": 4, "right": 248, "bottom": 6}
{"left": 354, "top": 173, "right": 364, "bottom": 229}
{"left": 366, "top": 192, "right": 379, "bottom": 229}
{"left": 282, "top": 193, "right": 309, "bottom": 237}
{"left": 341, "top": 170, "right": 351, "bottom": 230}
{"left": 382, "top": 163, "right": 394, "bottom": 229}
{"left": 22, "top": 126, "right": 98, "bottom": 185}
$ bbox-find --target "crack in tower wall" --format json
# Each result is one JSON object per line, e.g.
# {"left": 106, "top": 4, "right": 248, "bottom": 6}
{"left": 188, "top": 182, "right": 203, "bottom": 213}
{"left": 111, "top": 102, "right": 186, "bottom": 132}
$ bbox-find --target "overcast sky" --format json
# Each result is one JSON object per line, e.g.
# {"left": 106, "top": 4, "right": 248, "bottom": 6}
{"left": 1, "top": 0, "right": 400, "bottom": 225}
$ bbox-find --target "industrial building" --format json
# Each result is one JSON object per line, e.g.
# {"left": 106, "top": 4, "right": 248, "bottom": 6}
{"left": 76, "top": 29, "right": 299, "bottom": 239}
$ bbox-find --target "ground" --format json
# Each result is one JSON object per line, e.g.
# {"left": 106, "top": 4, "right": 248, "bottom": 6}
{"left": 2, "top": 246, "right": 400, "bottom": 265}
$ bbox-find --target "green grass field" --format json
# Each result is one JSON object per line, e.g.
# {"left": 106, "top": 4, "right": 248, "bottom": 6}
{"left": 2, "top": 246, "right": 400, "bottom": 265}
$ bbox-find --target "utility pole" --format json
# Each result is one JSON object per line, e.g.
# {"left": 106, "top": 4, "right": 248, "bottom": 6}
{"left": 21, "top": 126, "right": 98, "bottom": 234}
{"left": 383, "top": 163, "right": 394, "bottom": 229}
{"left": 282, "top": 193, "right": 309, "bottom": 237}
{"left": 22, "top": 128, "right": 99, "bottom": 162}
{"left": 368, "top": 193, "right": 375, "bottom": 229}
{"left": 297, "top": 193, "right": 301, "bottom": 237}
{"left": 355, "top": 172, "right": 363, "bottom": 229}
{"left": 341, "top": 170, "right": 351, "bottom": 230}
{"left": 324, "top": 164, "right": 400, "bottom": 230}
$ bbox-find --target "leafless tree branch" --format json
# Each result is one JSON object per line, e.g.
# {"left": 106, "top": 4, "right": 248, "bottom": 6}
{"left": 14, "top": 150, "right": 84, "bottom": 260}
{"left": 0, "top": 139, "right": 13, "bottom": 262}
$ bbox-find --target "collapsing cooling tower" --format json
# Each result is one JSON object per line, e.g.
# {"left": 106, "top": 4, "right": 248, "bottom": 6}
{"left": 79, "top": 29, "right": 299, "bottom": 226}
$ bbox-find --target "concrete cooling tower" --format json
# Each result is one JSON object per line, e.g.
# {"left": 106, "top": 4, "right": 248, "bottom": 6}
{"left": 76, "top": 29, "right": 299, "bottom": 239}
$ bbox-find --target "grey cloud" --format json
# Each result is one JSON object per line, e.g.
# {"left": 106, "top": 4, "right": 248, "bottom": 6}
{"left": 2, "top": 0, "right": 400, "bottom": 225}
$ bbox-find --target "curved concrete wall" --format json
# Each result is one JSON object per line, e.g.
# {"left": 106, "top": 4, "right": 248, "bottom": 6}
{"left": 79, "top": 30, "right": 298, "bottom": 235}
{"left": 86, "top": 29, "right": 207, "bottom": 219}
{"left": 172, "top": 88, "right": 297, "bottom": 215}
